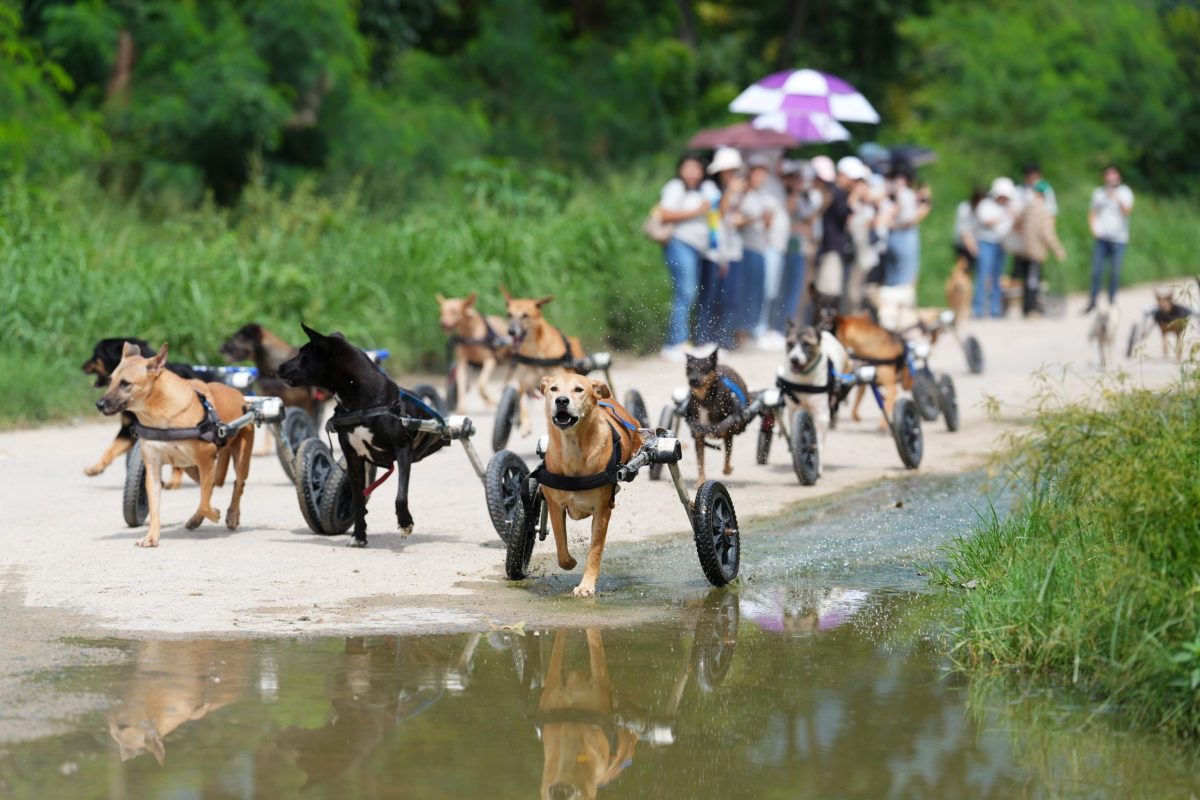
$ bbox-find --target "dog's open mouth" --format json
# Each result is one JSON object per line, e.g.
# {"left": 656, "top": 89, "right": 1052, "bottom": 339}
{"left": 552, "top": 409, "right": 579, "bottom": 429}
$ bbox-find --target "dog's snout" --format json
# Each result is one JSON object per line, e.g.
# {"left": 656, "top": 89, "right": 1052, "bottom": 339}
{"left": 547, "top": 783, "right": 577, "bottom": 800}
{"left": 554, "top": 395, "right": 569, "bottom": 407}
{"left": 508, "top": 323, "right": 520, "bottom": 337}
{"left": 95, "top": 398, "right": 106, "bottom": 412}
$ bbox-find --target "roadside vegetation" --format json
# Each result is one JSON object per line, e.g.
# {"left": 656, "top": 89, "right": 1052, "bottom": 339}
{"left": 938, "top": 364, "right": 1200, "bottom": 736}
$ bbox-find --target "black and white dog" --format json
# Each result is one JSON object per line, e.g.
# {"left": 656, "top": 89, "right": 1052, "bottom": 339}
{"left": 778, "top": 323, "right": 850, "bottom": 453}
{"left": 279, "top": 324, "right": 446, "bottom": 547}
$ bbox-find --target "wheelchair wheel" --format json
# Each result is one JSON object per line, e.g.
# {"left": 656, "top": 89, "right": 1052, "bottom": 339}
{"left": 891, "top": 397, "right": 923, "bottom": 470}
{"left": 692, "top": 481, "right": 740, "bottom": 587}
{"left": 484, "top": 450, "right": 529, "bottom": 543}
{"left": 623, "top": 389, "right": 649, "bottom": 428}
{"left": 964, "top": 335, "right": 984, "bottom": 374}
{"left": 276, "top": 406, "right": 318, "bottom": 482}
{"left": 492, "top": 386, "right": 520, "bottom": 453}
{"left": 505, "top": 479, "right": 541, "bottom": 580}
{"left": 122, "top": 440, "right": 149, "bottom": 528}
{"left": 648, "top": 405, "right": 677, "bottom": 481}
{"left": 789, "top": 409, "right": 820, "bottom": 486}
{"left": 937, "top": 374, "right": 960, "bottom": 432}
{"left": 294, "top": 438, "right": 337, "bottom": 534}
{"left": 755, "top": 410, "right": 774, "bottom": 465}
{"left": 411, "top": 383, "right": 447, "bottom": 416}
{"left": 912, "top": 371, "right": 941, "bottom": 421}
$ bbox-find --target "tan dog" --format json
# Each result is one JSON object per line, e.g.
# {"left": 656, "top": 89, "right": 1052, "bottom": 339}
{"left": 833, "top": 314, "right": 912, "bottom": 428}
{"left": 538, "top": 629, "right": 638, "bottom": 799}
{"left": 504, "top": 286, "right": 585, "bottom": 437}
{"left": 944, "top": 264, "right": 972, "bottom": 322}
{"left": 437, "top": 292, "right": 511, "bottom": 411}
{"left": 538, "top": 374, "right": 641, "bottom": 597}
{"left": 96, "top": 343, "right": 254, "bottom": 547}
{"left": 1089, "top": 301, "right": 1121, "bottom": 368}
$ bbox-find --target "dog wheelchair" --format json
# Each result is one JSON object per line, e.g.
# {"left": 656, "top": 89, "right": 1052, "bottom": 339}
{"left": 908, "top": 309, "right": 984, "bottom": 375}
{"left": 502, "top": 430, "right": 742, "bottom": 588}
{"left": 902, "top": 340, "right": 960, "bottom": 432}
{"left": 490, "top": 350, "right": 649, "bottom": 453}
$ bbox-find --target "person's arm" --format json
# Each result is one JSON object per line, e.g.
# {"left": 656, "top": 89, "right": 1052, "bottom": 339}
{"left": 1043, "top": 212, "right": 1066, "bottom": 261}
{"left": 1087, "top": 190, "right": 1100, "bottom": 237}
{"left": 1118, "top": 187, "right": 1134, "bottom": 216}
{"left": 657, "top": 180, "right": 706, "bottom": 223}
{"left": 962, "top": 229, "right": 978, "bottom": 257}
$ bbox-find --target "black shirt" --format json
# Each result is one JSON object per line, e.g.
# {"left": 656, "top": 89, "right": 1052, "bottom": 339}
{"left": 819, "top": 186, "right": 851, "bottom": 257}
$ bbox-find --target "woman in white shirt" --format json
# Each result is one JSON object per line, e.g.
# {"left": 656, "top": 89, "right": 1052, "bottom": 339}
{"left": 972, "top": 177, "right": 1017, "bottom": 318}
{"left": 657, "top": 153, "right": 718, "bottom": 360}
{"left": 1085, "top": 165, "right": 1134, "bottom": 312}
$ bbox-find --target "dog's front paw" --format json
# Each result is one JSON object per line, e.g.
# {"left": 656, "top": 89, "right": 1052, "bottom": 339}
{"left": 347, "top": 536, "right": 368, "bottom": 548}
{"left": 225, "top": 508, "right": 240, "bottom": 530}
{"left": 135, "top": 535, "right": 158, "bottom": 548}
{"left": 84, "top": 463, "right": 105, "bottom": 477}
{"left": 723, "top": 465, "right": 733, "bottom": 476}
{"left": 558, "top": 555, "right": 577, "bottom": 570}
{"left": 400, "top": 524, "right": 414, "bottom": 538}
{"left": 572, "top": 583, "right": 596, "bottom": 598}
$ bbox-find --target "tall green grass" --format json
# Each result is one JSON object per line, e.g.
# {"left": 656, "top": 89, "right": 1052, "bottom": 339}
{"left": 938, "top": 366, "right": 1200, "bottom": 736}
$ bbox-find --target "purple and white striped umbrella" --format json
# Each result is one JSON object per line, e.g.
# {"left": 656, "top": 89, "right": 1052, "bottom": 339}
{"left": 730, "top": 69, "right": 881, "bottom": 124}
{"left": 751, "top": 111, "right": 850, "bottom": 143}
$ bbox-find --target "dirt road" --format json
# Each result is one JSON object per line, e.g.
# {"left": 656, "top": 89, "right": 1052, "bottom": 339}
{"left": 0, "top": 286, "right": 1184, "bottom": 636}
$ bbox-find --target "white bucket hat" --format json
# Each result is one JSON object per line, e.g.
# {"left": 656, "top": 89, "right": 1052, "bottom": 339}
{"left": 836, "top": 155, "right": 868, "bottom": 181}
{"left": 707, "top": 147, "right": 744, "bottom": 175}
{"left": 989, "top": 176, "right": 1017, "bottom": 199}
{"left": 811, "top": 155, "right": 836, "bottom": 183}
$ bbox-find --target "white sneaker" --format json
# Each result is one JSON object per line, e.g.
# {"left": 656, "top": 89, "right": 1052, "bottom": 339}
{"left": 659, "top": 344, "right": 687, "bottom": 363}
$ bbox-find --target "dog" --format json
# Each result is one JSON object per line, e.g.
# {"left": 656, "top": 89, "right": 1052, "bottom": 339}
{"left": 1152, "top": 283, "right": 1197, "bottom": 361}
{"left": 279, "top": 324, "right": 448, "bottom": 547}
{"left": 220, "top": 322, "right": 323, "bottom": 417}
{"left": 683, "top": 350, "right": 750, "bottom": 484}
{"left": 503, "top": 286, "right": 585, "bottom": 437}
{"left": 832, "top": 314, "right": 913, "bottom": 429}
{"left": 81, "top": 337, "right": 196, "bottom": 485}
{"left": 536, "top": 629, "right": 638, "bottom": 799}
{"left": 536, "top": 373, "right": 641, "bottom": 597}
{"left": 1089, "top": 301, "right": 1121, "bottom": 368}
{"left": 437, "top": 292, "right": 510, "bottom": 411}
{"left": 780, "top": 323, "right": 851, "bottom": 456}
{"left": 944, "top": 264, "right": 972, "bottom": 322}
{"left": 96, "top": 342, "right": 255, "bottom": 547}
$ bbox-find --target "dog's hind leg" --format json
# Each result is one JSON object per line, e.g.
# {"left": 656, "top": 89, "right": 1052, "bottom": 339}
{"left": 213, "top": 448, "right": 231, "bottom": 488}
{"left": 185, "top": 450, "right": 221, "bottom": 530}
{"left": 574, "top": 504, "right": 612, "bottom": 597}
{"left": 393, "top": 448, "right": 414, "bottom": 537}
{"left": 165, "top": 467, "right": 185, "bottom": 490}
{"left": 476, "top": 355, "right": 498, "bottom": 406}
{"left": 85, "top": 433, "right": 133, "bottom": 477}
{"left": 453, "top": 350, "right": 470, "bottom": 413}
{"left": 722, "top": 436, "right": 734, "bottom": 477}
{"left": 224, "top": 429, "right": 253, "bottom": 529}
{"left": 546, "top": 497, "right": 576, "bottom": 571}
{"left": 137, "top": 446, "right": 165, "bottom": 548}
{"left": 850, "top": 384, "right": 865, "bottom": 422}
{"left": 344, "top": 447, "right": 369, "bottom": 547}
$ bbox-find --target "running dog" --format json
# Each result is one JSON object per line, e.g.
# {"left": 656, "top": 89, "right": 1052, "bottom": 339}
{"left": 833, "top": 314, "right": 912, "bottom": 429}
{"left": 1089, "top": 301, "right": 1121, "bottom": 368}
{"left": 502, "top": 286, "right": 585, "bottom": 438}
{"left": 535, "top": 373, "right": 641, "bottom": 597}
{"left": 683, "top": 350, "right": 750, "bottom": 484}
{"left": 96, "top": 343, "right": 254, "bottom": 548}
{"left": 779, "top": 323, "right": 851, "bottom": 455}
{"left": 437, "top": 292, "right": 510, "bottom": 411}
{"left": 279, "top": 325, "right": 448, "bottom": 547}
{"left": 1152, "top": 283, "right": 1197, "bottom": 361}
{"left": 82, "top": 337, "right": 196, "bottom": 485}
{"left": 536, "top": 629, "right": 638, "bottom": 798}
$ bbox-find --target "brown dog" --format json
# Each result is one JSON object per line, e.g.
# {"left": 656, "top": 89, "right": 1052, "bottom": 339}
{"left": 437, "top": 292, "right": 510, "bottom": 411}
{"left": 537, "top": 629, "right": 638, "bottom": 798}
{"left": 944, "top": 264, "right": 972, "bottom": 323}
{"left": 538, "top": 374, "right": 641, "bottom": 597}
{"left": 96, "top": 343, "right": 254, "bottom": 548}
{"left": 834, "top": 314, "right": 912, "bottom": 428}
{"left": 504, "top": 286, "right": 585, "bottom": 437}
{"left": 1153, "top": 286, "right": 1195, "bottom": 360}
{"left": 220, "top": 322, "right": 321, "bottom": 416}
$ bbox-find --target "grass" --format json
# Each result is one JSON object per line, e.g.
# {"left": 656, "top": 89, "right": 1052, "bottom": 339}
{"left": 936, "top": 363, "right": 1200, "bottom": 736}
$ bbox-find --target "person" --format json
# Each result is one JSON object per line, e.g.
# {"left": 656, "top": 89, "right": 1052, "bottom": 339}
{"left": 1021, "top": 162, "right": 1057, "bottom": 215}
{"left": 737, "top": 156, "right": 775, "bottom": 348}
{"left": 755, "top": 160, "right": 791, "bottom": 349}
{"left": 972, "top": 177, "right": 1017, "bottom": 318}
{"left": 885, "top": 167, "right": 928, "bottom": 288}
{"left": 1085, "top": 165, "right": 1134, "bottom": 312}
{"left": 953, "top": 189, "right": 984, "bottom": 275}
{"left": 772, "top": 161, "right": 820, "bottom": 335}
{"left": 844, "top": 162, "right": 881, "bottom": 313}
{"left": 811, "top": 155, "right": 852, "bottom": 325}
{"left": 695, "top": 147, "right": 746, "bottom": 350}
{"left": 657, "top": 152, "right": 717, "bottom": 361}
{"left": 1014, "top": 180, "right": 1066, "bottom": 316}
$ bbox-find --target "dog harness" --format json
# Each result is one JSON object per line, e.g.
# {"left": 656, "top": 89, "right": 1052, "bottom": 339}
{"left": 511, "top": 328, "right": 579, "bottom": 369}
{"left": 132, "top": 391, "right": 229, "bottom": 447}
{"left": 721, "top": 376, "right": 748, "bottom": 407}
{"left": 530, "top": 404, "right": 639, "bottom": 491}
{"left": 325, "top": 388, "right": 447, "bottom": 496}
{"left": 446, "top": 319, "right": 507, "bottom": 361}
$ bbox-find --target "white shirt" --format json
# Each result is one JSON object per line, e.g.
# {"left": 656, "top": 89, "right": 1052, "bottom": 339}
{"left": 974, "top": 197, "right": 1013, "bottom": 244}
{"left": 659, "top": 178, "right": 717, "bottom": 253}
{"left": 1090, "top": 185, "right": 1134, "bottom": 243}
{"left": 953, "top": 200, "right": 976, "bottom": 246}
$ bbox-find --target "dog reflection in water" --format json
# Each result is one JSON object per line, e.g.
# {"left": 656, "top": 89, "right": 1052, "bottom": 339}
{"left": 536, "top": 629, "right": 638, "bottom": 800}
{"left": 108, "top": 640, "right": 251, "bottom": 764}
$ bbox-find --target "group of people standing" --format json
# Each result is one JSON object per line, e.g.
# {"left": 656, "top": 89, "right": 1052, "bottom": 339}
{"left": 654, "top": 147, "right": 930, "bottom": 360}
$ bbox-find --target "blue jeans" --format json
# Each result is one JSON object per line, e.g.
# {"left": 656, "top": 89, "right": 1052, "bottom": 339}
{"left": 770, "top": 245, "right": 807, "bottom": 332}
{"left": 885, "top": 227, "right": 920, "bottom": 286}
{"left": 663, "top": 238, "right": 702, "bottom": 347}
{"left": 696, "top": 259, "right": 740, "bottom": 349}
{"left": 1090, "top": 239, "right": 1126, "bottom": 305}
{"left": 973, "top": 241, "right": 1005, "bottom": 318}
{"left": 739, "top": 249, "right": 766, "bottom": 331}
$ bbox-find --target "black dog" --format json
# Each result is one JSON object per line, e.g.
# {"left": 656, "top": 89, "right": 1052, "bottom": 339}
{"left": 81, "top": 338, "right": 198, "bottom": 479}
{"left": 683, "top": 350, "right": 750, "bottom": 483}
{"left": 279, "top": 324, "right": 446, "bottom": 547}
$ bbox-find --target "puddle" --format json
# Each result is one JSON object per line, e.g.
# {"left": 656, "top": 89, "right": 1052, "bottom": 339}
{"left": 2, "top": 473, "right": 1198, "bottom": 798}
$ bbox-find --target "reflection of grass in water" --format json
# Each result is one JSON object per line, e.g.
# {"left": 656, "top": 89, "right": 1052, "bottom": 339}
{"left": 938, "top": 360, "right": 1200, "bottom": 736}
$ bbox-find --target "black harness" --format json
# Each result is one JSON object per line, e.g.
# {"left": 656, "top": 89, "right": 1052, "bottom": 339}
{"left": 324, "top": 390, "right": 447, "bottom": 467}
{"left": 529, "top": 708, "right": 621, "bottom": 753}
{"left": 776, "top": 371, "right": 832, "bottom": 400}
{"left": 531, "top": 424, "right": 624, "bottom": 491}
{"left": 446, "top": 319, "right": 506, "bottom": 359}
{"left": 132, "top": 391, "right": 228, "bottom": 447}
{"left": 511, "top": 328, "right": 577, "bottom": 369}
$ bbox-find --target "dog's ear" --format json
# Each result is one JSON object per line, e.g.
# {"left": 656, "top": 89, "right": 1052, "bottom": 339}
{"left": 704, "top": 350, "right": 718, "bottom": 369}
{"left": 539, "top": 375, "right": 554, "bottom": 396}
{"left": 435, "top": 293, "right": 446, "bottom": 304}
{"left": 534, "top": 295, "right": 555, "bottom": 308}
{"left": 500, "top": 285, "right": 513, "bottom": 303}
{"left": 148, "top": 343, "right": 168, "bottom": 374}
{"left": 785, "top": 318, "right": 798, "bottom": 337}
{"left": 464, "top": 291, "right": 477, "bottom": 307}
{"left": 121, "top": 341, "right": 143, "bottom": 360}
{"left": 301, "top": 322, "right": 324, "bottom": 342}
{"left": 591, "top": 380, "right": 611, "bottom": 399}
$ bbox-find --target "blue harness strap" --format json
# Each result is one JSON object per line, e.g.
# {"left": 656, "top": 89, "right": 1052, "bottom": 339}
{"left": 721, "top": 376, "right": 748, "bottom": 407}
{"left": 399, "top": 387, "right": 445, "bottom": 426}
{"left": 598, "top": 401, "right": 638, "bottom": 431}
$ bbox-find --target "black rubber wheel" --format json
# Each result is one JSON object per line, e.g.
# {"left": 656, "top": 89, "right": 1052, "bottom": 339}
{"left": 505, "top": 479, "right": 539, "bottom": 580}
{"left": 965, "top": 335, "right": 984, "bottom": 374}
{"left": 318, "top": 461, "right": 356, "bottom": 536}
{"left": 755, "top": 410, "right": 774, "bottom": 465}
{"left": 411, "top": 383, "right": 447, "bottom": 416}
{"left": 276, "top": 406, "right": 319, "bottom": 482}
{"left": 492, "top": 386, "right": 520, "bottom": 453}
{"left": 122, "top": 440, "right": 149, "bottom": 528}
{"left": 789, "top": 408, "right": 820, "bottom": 486}
{"left": 484, "top": 450, "right": 530, "bottom": 543}
{"left": 1126, "top": 322, "right": 1140, "bottom": 358}
{"left": 692, "top": 480, "right": 740, "bottom": 587}
{"left": 912, "top": 371, "right": 941, "bottom": 421}
{"left": 937, "top": 374, "right": 960, "bottom": 432}
{"left": 623, "top": 389, "right": 649, "bottom": 428}
{"left": 293, "top": 438, "right": 337, "bottom": 534}
{"left": 891, "top": 397, "right": 923, "bottom": 470}
{"left": 648, "top": 405, "right": 677, "bottom": 481}
{"left": 693, "top": 592, "right": 740, "bottom": 692}
{"left": 446, "top": 367, "right": 459, "bottom": 412}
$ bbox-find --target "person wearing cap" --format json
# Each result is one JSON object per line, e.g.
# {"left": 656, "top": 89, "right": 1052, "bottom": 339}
{"left": 656, "top": 152, "right": 721, "bottom": 361}
{"left": 972, "top": 177, "right": 1018, "bottom": 318}
{"left": 884, "top": 167, "right": 927, "bottom": 288}
{"left": 1085, "top": 165, "right": 1134, "bottom": 313}
{"left": 1021, "top": 162, "right": 1057, "bottom": 216}
{"left": 1013, "top": 180, "right": 1067, "bottom": 316}
{"left": 694, "top": 147, "right": 746, "bottom": 350}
